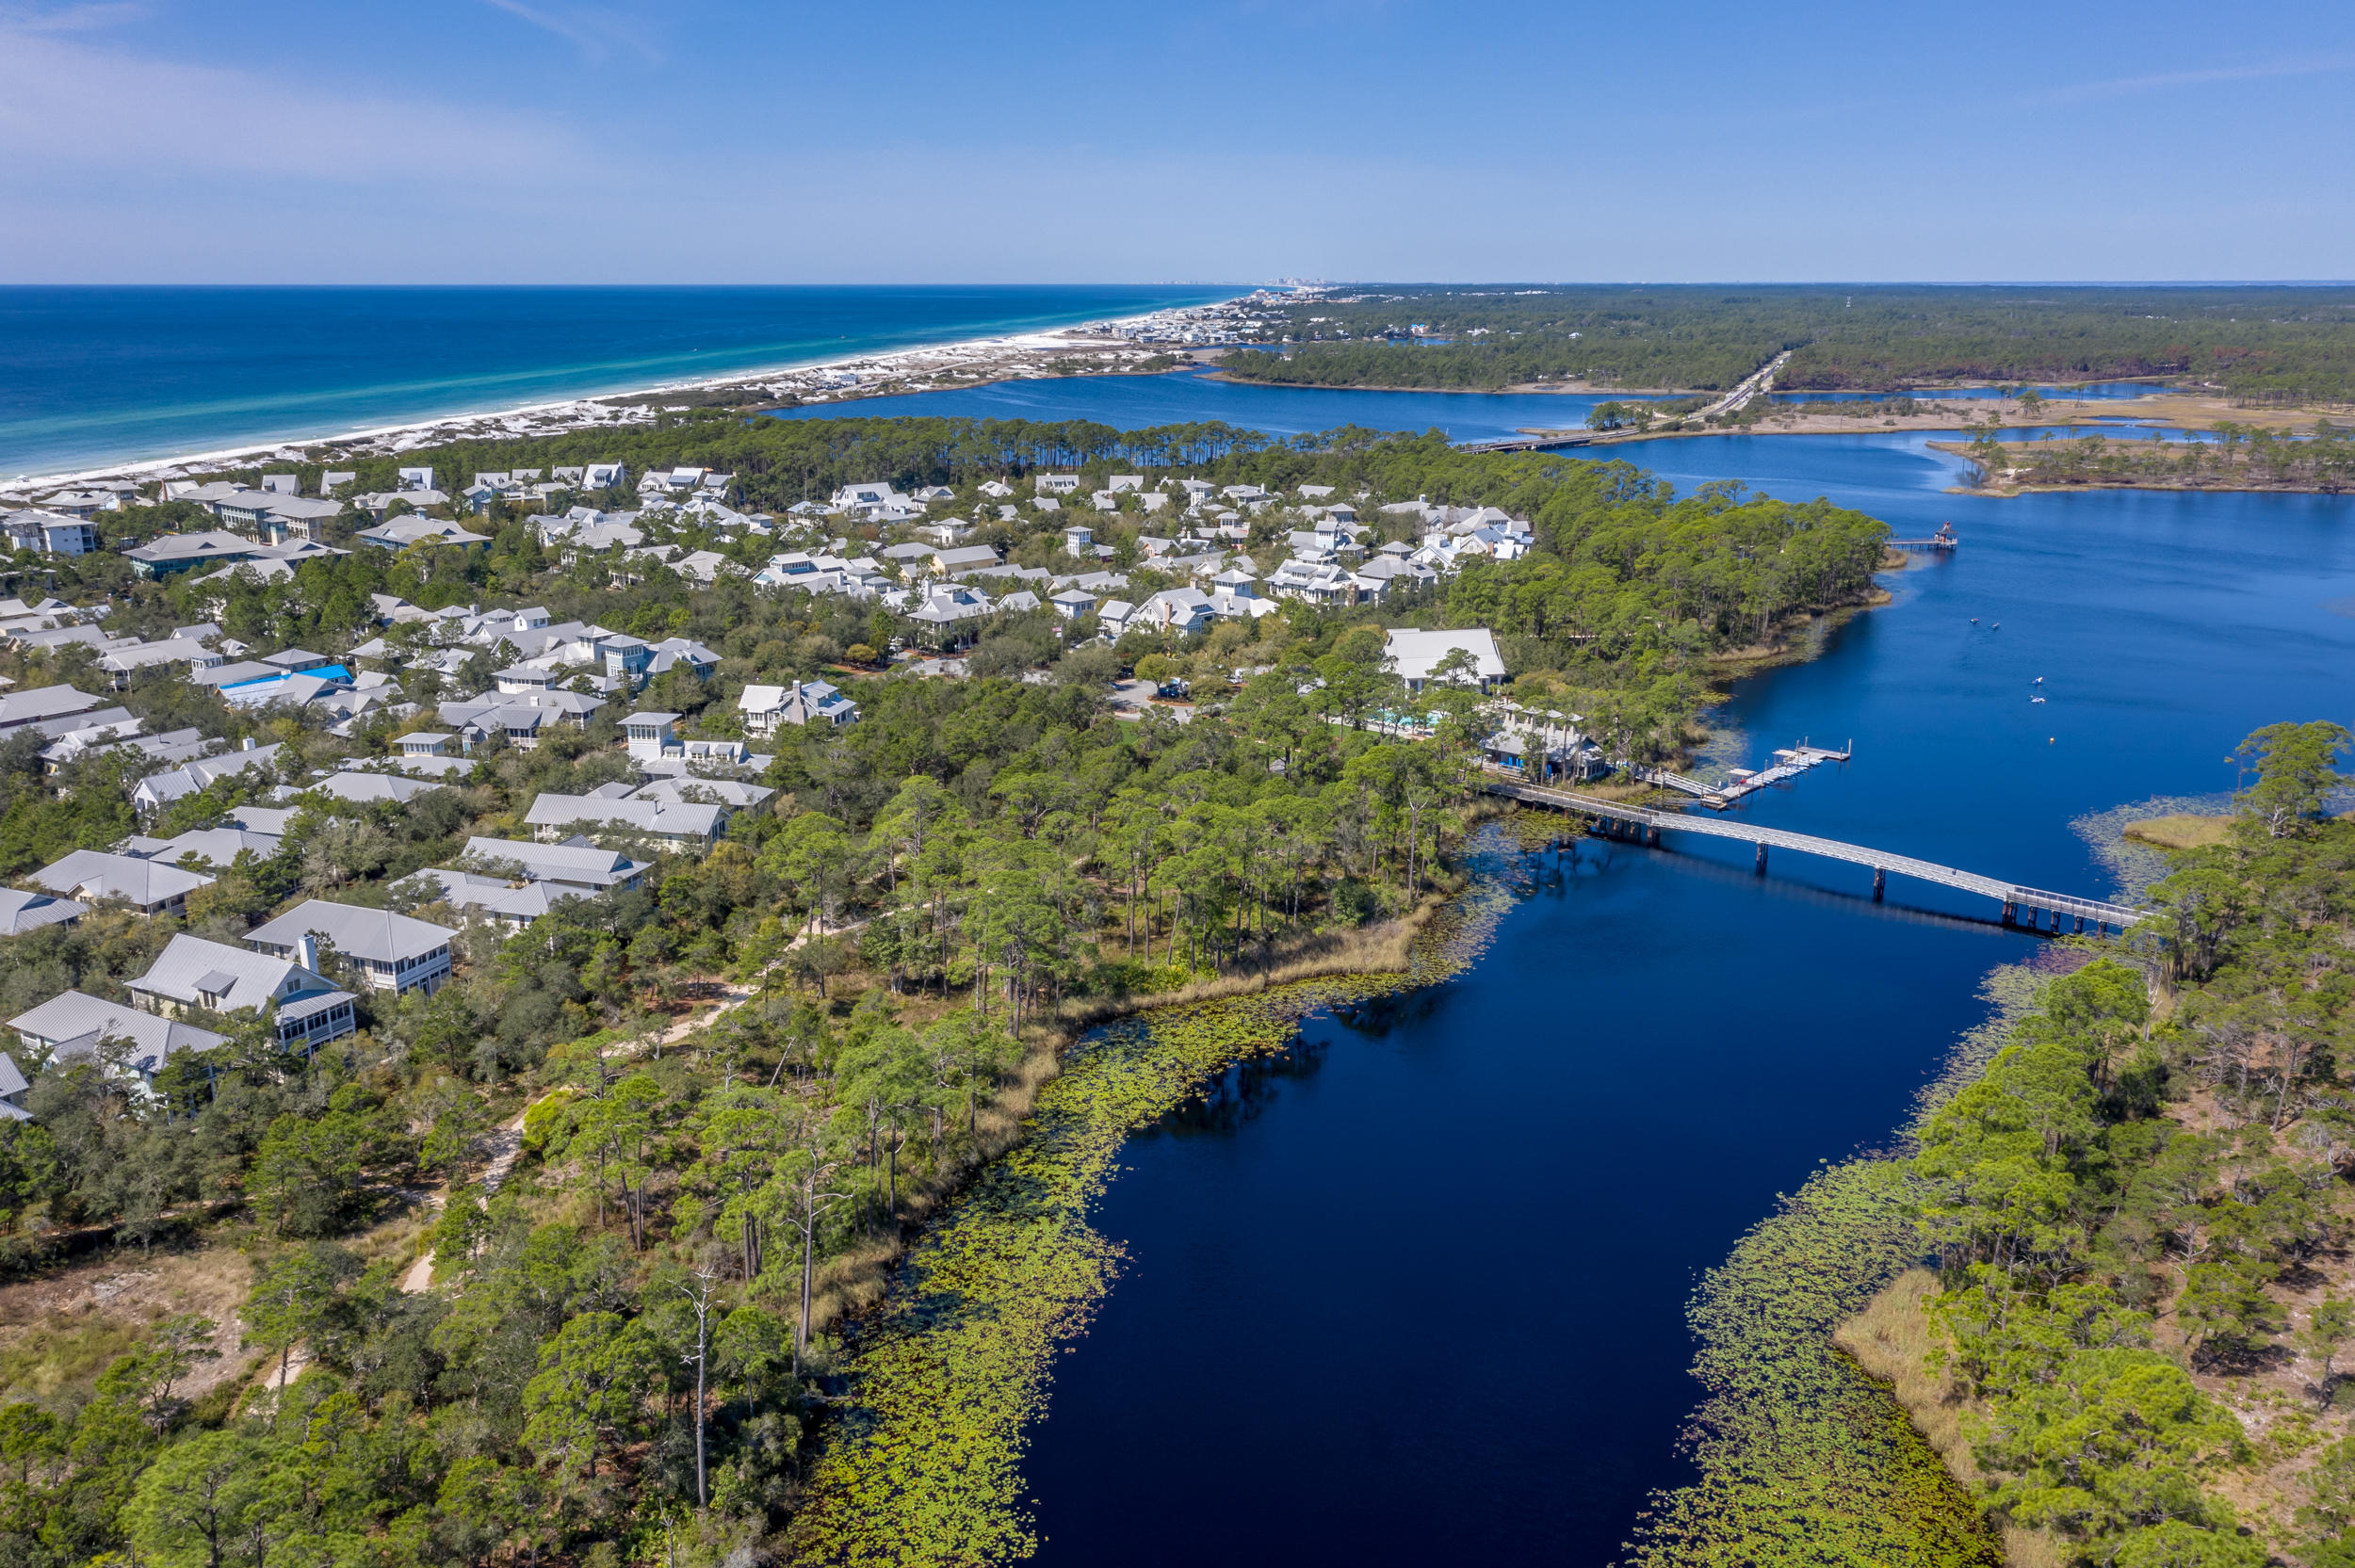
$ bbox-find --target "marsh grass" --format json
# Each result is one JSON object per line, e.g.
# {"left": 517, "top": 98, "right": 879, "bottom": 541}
{"left": 783, "top": 869, "right": 1514, "bottom": 1565}
{"left": 788, "top": 903, "right": 1444, "bottom": 1361}
{"left": 1838, "top": 1269, "right": 2069, "bottom": 1568}
{"left": 2121, "top": 813, "right": 2233, "bottom": 851}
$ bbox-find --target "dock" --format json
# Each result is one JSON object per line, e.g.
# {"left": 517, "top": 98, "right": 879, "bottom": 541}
{"left": 1888, "top": 523, "right": 1958, "bottom": 551}
{"left": 1632, "top": 738, "right": 1852, "bottom": 809}
{"left": 1486, "top": 776, "right": 2142, "bottom": 933}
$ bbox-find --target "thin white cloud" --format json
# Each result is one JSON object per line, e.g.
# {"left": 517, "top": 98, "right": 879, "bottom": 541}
{"left": 479, "top": 0, "right": 664, "bottom": 65}
{"left": 2036, "top": 53, "right": 2355, "bottom": 104}
{"left": 0, "top": 26, "right": 596, "bottom": 186}
{"left": 0, "top": 2, "right": 147, "bottom": 31}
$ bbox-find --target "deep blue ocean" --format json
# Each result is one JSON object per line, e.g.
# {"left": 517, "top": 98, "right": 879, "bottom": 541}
{"left": 766, "top": 369, "right": 2355, "bottom": 1562}
{"left": 0, "top": 284, "right": 1237, "bottom": 478}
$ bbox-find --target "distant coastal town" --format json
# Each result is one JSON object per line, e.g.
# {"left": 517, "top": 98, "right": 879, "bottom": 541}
{"left": 4, "top": 291, "right": 1290, "bottom": 494}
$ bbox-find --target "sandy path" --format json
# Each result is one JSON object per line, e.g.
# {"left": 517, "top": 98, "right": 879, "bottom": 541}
{"left": 398, "top": 980, "right": 756, "bottom": 1293}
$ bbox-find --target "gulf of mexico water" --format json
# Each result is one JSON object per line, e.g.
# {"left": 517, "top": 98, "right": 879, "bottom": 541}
{"left": 0, "top": 284, "right": 1237, "bottom": 479}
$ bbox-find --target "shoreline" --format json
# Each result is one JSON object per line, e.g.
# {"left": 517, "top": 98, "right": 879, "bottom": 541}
{"left": 6, "top": 293, "right": 1260, "bottom": 493}
{"left": 1924, "top": 437, "right": 2355, "bottom": 498}
{"left": 784, "top": 873, "right": 1508, "bottom": 1561}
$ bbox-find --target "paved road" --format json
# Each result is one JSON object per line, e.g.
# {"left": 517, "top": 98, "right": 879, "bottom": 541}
{"left": 1695, "top": 350, "right": 1791, "bottom": 420}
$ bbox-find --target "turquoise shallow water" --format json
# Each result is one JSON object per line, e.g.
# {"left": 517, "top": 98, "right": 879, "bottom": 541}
{"left": 0, "top": 284, "right": 1236, "bottom": 477}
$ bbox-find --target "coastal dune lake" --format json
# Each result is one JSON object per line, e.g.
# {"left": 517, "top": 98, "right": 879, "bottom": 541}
{"left": 787, "top": 376, "right": 2355, "bottom": 1560}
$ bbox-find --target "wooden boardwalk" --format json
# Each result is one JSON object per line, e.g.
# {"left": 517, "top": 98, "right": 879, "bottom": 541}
{"left": 1486, "top": 778, "right": 2143, "bottom": 932}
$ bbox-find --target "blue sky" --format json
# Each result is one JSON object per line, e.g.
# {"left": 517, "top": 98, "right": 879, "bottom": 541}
{"left": 3, "top": 0, "right": 2351, "bottom": 283}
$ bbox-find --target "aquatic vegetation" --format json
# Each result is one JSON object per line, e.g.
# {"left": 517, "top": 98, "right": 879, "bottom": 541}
{"left": 1616, "top": 959, "right": 2072, "bottom": 1568}
{"left": 785, "top": 879, "right": 1511, "bottom": 1564}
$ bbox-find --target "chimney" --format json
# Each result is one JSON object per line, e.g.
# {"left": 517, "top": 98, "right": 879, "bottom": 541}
{"left": 241, "top": 736, "right": 254, "bottom": 751}
{"left": 298, "top": 932, "right": 319, "bottom": 973}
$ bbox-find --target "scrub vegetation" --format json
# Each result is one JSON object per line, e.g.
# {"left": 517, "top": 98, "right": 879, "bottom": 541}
{"left": 1955, "top": 419, "right": 2355, "bottom": 495}
{"left": 0, "top": 416, "right": 1893, "bottom": 1564}
{"left": 1219, "top": 286, "right": 2355, "bottom": 404}
{"left": 1626, "top": 720, "right": 2355, "bottom": 1568}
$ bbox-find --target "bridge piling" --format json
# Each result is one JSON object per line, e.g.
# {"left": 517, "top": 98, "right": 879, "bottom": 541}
{"left": 1482, "top": 779, "right": 2141, "bottom": 932}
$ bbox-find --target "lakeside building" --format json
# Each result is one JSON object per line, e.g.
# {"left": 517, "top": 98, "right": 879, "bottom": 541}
{"left": 1383, "top": 627, "right": 1506, "bottom": 694}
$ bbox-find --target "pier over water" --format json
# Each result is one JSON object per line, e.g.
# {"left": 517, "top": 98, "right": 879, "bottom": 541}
{"left": 1486, "top": 777, "right": 2144, "bottom": 933}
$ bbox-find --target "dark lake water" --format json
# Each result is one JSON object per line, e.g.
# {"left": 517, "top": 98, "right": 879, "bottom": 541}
{"left": 771, "top": 366, "right": 1645, "bottom": 444}
{"left": 1006, "top": 428, "right": 2355, "bottom": 1564}
{"left": 765, "top": 370, "right": 2355, "bottom": 1561}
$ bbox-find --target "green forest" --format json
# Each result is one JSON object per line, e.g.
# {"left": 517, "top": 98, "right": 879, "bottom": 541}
{"left": 1961, "top": 419, "right": 2355, "bottom": 494}
{"left": 1624, "top": 721, "right": 2355, "bottom": 1568}
{"left": 1214, "top": 286, "right": 2355, "bottom": 403}
{"left": 0, "top": 422, "right": 1889, "bottom": 1565}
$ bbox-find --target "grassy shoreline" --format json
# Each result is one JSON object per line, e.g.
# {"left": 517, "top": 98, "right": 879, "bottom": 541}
{"left": 1617, "top": 956, "right": 2079, "bottom": 1567}
{"left": 777, "top": 884, "right": 1494, "bottom": 1563}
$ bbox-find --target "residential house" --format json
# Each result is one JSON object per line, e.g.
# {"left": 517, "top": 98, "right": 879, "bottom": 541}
{"left": 0, "top": 686, "right": 103, "bottom": 734}
{"left": 247, "top": 899, "right": 456, "bottom": 996}
{"left": 525, "top": 786, "right": 730, "bottom": 851}
{"left": 738, "top": 681, "right": 857, "bottom": 734}
{"left": 438, "top": 690, "right": 606, "bottom": 750}
{"left": 131, "top": 741, "right": 284, "bottom": 815}
{"left": 8, "top": 991, "right": 228, "bottom": 1094}
{"left": 1137, "top": 588, "right": 1214, "bottom": 636}
{"left": 28, "top": 849, "right": 214, "bottom": 915}
{"left": 1265, "top": 558, "right": 1359, "bottom": 606}
{"left": 128, "top": 826, "right": 283, "bottom": 867}
{"left": 1383, "top": 627, "right": 1506, "bottom": 694}
{"left": 829, "top": 481, "right": 911, "bottom": 517}
{"left": 932, "top": 545, "right": 1002, "bottom": 577}
{"left": 458, "top": 837, "right": 650, "bottom": 897}
{"left": 129, "top": 934, "right": 357, "bottom": 1051}
{"left": 280, "top": 771, "right": 440, "bottom": 807}
{"left": 0, "top": 888, "right": 85, "bottom": 935}
{"left": 905, "top": 585, "right": 995, "bottom": 639}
